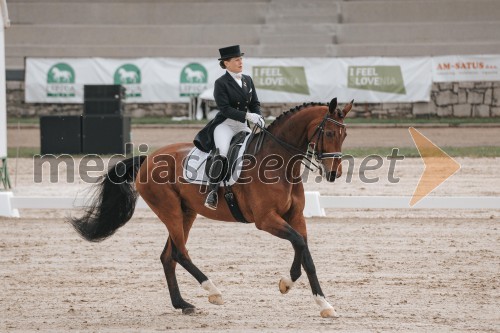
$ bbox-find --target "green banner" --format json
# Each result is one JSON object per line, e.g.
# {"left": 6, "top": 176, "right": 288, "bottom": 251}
{"left": 180, "top": 63, "right": 208, "bottom": 97}
{"left": 47, "top": 63, "right": 75, "bottom": 97}
{"left": 114, "top": 64, "right": 142, "bottom": 97}
{"left": 253, "top": 66, "right": 310, "bottom": 95}
{"left": 348, "top": 66, "right": 406, "bottom": 95}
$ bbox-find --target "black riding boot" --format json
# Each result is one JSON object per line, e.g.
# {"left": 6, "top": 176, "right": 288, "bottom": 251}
{"left": 204, "top": 155, "right": 227, "bottom": 210}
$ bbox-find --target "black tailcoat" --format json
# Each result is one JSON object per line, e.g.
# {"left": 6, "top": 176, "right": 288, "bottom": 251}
{"left": 194, "top": 72, "right": 261, "bottom": 152}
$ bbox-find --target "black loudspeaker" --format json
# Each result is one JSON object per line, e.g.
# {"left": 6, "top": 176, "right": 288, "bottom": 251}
{"left": 84, "top": 85, "right": 125, "bottom": 100}
{"left": 83, "top": 100, "right": 124, "bottom": 115}
{"left": 40, "top": 116, "right": 82, "bottom": 154}
{"left": 83, "top": 85, "right": 125, "bottom": 116}
{"left": 82, "top": 116, "right": 131, "bottom": 154}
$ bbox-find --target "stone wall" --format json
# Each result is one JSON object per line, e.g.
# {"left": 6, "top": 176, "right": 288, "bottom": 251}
{"left": 6, "top": 81, "right": 500, "bottom": 119}
{"left": 6, "top": 82, "right": 190, "bottom": 118}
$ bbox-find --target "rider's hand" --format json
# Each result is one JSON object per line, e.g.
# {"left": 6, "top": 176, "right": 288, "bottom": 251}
{"left": 246, "top": 113, "right": 264, "bottom": 126}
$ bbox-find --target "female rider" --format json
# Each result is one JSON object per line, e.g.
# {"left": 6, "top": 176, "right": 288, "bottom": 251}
{"left": 194, "top": 45, "right": 263, "bottom": 210}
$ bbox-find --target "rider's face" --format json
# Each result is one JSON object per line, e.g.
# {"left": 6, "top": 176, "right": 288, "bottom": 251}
{"left": 224, "top": 57, "right": 243, "bottom": 73}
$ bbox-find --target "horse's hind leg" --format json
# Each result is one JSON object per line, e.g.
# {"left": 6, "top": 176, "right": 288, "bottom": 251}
{"left": 170, "top": 236, "right": 224, "bottom": 307}
{"left": 176, "top": 208, "right": 223, "bottom": 306}
{"left": 159, "top": 207, "right": 223, "bottom": 314}
{"left": 160, "top": 236, "right": 195, "bottom": 313}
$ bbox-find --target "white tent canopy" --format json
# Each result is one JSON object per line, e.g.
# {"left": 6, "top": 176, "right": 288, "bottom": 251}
{"left": 199, "top": 87, "right": 215, "bottom": 101}
{"left": 194, "top": 87, "right": 216, "bottom": 120}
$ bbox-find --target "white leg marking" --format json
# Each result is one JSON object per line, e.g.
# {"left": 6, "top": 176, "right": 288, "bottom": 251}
{"left": 279, "top": 276, "right": 295, "bottom": 294}
{"left": 313, "top": 294, "right": 338, "bottom": 318}
{"left": 201, "top": 279, "right": 220, "bottom": 296}
{"left": 201, "top": 279, "right": 224, "bottom": 305}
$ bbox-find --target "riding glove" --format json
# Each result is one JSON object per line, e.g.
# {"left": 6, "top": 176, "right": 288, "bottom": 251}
{"left": 246, "top": 113, "right": 264, "bottom": 126}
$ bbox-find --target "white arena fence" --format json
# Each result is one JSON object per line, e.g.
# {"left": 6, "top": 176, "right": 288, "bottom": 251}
{"left": 1, "top": 192, "right": 498, "bottom": 218}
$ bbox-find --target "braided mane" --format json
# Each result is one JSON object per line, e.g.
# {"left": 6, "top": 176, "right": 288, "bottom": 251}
{"left": 266, "top": 102, "right": 328, "bottom": 132}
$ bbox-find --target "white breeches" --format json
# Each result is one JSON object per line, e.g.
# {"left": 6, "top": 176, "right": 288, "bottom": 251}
{"left": 213, "top": 118, "right": 250, "bottom": 157}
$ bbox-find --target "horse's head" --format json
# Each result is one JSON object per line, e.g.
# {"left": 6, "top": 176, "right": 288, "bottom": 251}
{"left": 308, "top": 97, "right": 353, "bottom": 182}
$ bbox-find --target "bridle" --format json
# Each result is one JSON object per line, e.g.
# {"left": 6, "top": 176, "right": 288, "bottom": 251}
{"left": 308, "top": 111, "right": 345, "bottom": 161}
{"left": 252, "top": 110, "right": 346, "bottom": 170}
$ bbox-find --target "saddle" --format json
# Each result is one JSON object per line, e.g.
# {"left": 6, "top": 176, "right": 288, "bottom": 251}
{"left": 184, "top": 131, "right": 261, "bottom": 223}
{"left": 204, "top": 131, "right": 249, "bottom": 183}
{"left": 183, "top": 131, "right": 251, "bottom": 186}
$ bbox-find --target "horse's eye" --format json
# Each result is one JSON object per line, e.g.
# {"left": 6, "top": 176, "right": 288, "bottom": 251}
{"left": 326, "top": 131, "right": 334, "bottom": 138}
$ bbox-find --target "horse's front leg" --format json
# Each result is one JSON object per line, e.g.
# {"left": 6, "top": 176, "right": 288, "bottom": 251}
{"left": 290, "top": 214, "right": 338, "bottom": 318}
{"left": 256, "top": 212, "right": 337, "bottom": 318}
{"left": 278, "top": 206, "right": 307, "bottom": 294}
{"left": 278, "top": 241, "right": 302, "bottom": 294}
{"left": 302, "top": 241, "right": 338, "bottom": 318}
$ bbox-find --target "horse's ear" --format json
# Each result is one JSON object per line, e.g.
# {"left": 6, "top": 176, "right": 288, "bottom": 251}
{"left": 328, "top": 97, "right": 338, "bottom": 114}
{"left": 342, "top": 99, "right": 354, "bottom": 116}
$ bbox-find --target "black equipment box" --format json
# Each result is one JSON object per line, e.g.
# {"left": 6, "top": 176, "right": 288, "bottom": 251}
{"left": 82, "top": 115, "right": 131, "bottom": 155}
{"left": 83, "top": 99, "right": 124, "bottom": 116}
{"left": 84, "top": 85, "right": 125, "bottom": 100}
{"left": 83, "top": 85, "right": 125, "bottom": 116}
{"left": 40, "top": 116, "right": 82, "bottom": 154}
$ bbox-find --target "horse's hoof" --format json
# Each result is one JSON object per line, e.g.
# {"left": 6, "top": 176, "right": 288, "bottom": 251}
{"left": 182, "top": 307, "right": 196, "bottom": 315}
{"left": 208, "top": 294, "right": 224, "bottom": 305}
{"left": 279, "top": 277, "right": 294, "bottom": 294}
{"left": 320, "top": 308, "right": 338, "bottom": 318}
{"left": 201, "top": 280, "right": 223, "bottom": 305}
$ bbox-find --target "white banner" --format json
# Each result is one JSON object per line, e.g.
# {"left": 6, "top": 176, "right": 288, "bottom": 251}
{"left": 432, "top": 55, "right": 500, "bottom": 82}
{"left": 332, "top": 57, "right": 433, "bottom": 103}
{"left": 26, "top": 57, "right": 435, "bottom": 104}
{"left": 246, "top": 58, "right": 337, "bottom": 103}
{"left": 25, "top": 58, "right": 221, "bottom": 103}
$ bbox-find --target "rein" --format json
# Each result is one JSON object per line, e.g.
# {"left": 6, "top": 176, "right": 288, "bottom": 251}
{"left": 251, "top": 112, "right": 346, "bottom": 171}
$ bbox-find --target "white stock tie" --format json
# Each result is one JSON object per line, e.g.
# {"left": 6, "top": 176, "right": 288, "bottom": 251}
{"left": 233, "top": 73, "right": 243, "bottom": 88}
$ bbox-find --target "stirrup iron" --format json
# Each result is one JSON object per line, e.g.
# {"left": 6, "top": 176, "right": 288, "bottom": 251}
{"left": 204, "top": 190, "right": 218, "bottom": 210}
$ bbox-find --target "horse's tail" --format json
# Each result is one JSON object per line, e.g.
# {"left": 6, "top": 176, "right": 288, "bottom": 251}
{"left": 69, "top": 155, "right": 146, "bottom": 242}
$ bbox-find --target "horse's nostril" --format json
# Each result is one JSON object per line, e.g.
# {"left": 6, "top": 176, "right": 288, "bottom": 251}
{"left": 327, "top": 171, "right": 337, "bottom": 182}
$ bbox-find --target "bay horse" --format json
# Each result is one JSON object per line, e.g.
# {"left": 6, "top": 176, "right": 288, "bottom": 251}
{"left": 70, "top": 97, "right": 353, "bottom": 318}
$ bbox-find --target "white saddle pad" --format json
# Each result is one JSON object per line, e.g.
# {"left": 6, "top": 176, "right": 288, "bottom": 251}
{"left": 183, "top": 134, "right": 252, "bottom": 186}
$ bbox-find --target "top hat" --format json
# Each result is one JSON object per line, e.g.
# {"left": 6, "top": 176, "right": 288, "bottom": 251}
{"left": 218, "top": 45, "right": 244, "bottom": 61}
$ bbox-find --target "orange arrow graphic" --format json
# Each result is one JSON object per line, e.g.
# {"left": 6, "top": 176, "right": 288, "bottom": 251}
{"left": 409, "top": 127, "right": 461, "bottom": 207}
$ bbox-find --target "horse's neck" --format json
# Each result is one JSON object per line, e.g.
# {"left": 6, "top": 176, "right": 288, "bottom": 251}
{"left": 255, "top": 110, "right": 318, "bottom": 180}
{"left": 271, "top": 110, "right": 318, "bottom": 153}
